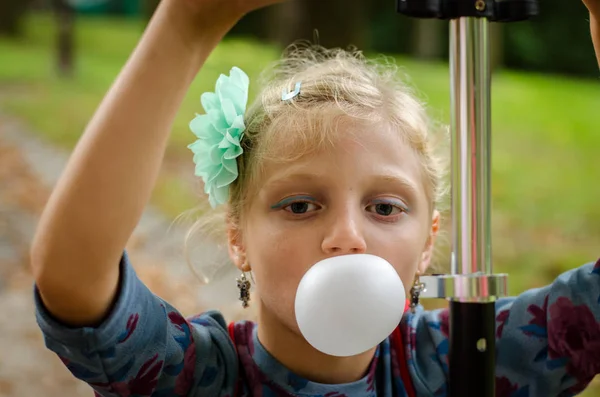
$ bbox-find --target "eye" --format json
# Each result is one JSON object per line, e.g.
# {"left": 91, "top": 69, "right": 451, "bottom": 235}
{"left": 284, "top": 201, "right": 320, "bottom": 214}
{"left": 366, "top": 200, "right": 408, "bottom": 217}
{"left": 271, "top": 195, "right": 321, "bottom": 215}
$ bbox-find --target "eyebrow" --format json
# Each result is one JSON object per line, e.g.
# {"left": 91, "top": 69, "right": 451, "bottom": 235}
{"left": 263, "top": 172, "right": 421, "bottom": 197}
{"left": 371, "top": 174, "right": 421, "bottom": 198}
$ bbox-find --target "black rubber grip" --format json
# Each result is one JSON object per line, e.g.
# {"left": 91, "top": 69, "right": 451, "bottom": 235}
{"left": 448, "top": 301, "right": 496, "bottom": 397}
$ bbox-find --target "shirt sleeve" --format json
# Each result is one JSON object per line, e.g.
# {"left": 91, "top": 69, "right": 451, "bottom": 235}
{"left": 34, "top": 251, "right": 238, "bottom": 397}
{"left": 405, "top": 260, "right": 600, "bottom": 397}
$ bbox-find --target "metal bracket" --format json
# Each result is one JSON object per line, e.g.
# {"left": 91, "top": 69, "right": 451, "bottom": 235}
{"left": 396, "top": 0, "right": 539, "bottom": 22}
{"left": 419, "top": 273, "right": 508, "bottom": 302}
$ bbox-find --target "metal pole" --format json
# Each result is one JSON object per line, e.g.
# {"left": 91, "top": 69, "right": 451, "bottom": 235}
{"left": 395, "top": 2, "right": 538, "bottom": 396}
{"left": 450, "top": 18, "right": 492, "bottom": 277}
{"left": 448, "top": 17, "right": 496, "bottom": 397}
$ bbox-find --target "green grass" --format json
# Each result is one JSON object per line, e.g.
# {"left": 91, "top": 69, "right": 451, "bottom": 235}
{"left": 1, "top": 13, "right": 600, "bottom": 395}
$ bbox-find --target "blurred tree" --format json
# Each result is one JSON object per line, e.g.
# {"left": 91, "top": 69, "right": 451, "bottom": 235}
{"left": 53, "top": 0, "right": 76, "bottom": 78}
{"left": 490, "top": 23, "right": 504, "bottom": 71}
{"left": 412, "top": 19, "right": 444, "bottom": 60}
{"left": 229, "top": 0, "right": 371, "bottom": 53}
{"left": 0, "top": 0, "right": 34, "bottom": 37}
{"left": 263, "top": 0, "right": 304, "bottom": 46}
{"left": 263, "top": 0, "right": 369, "bottom": 49}
{"left": 504, "top": 0, "right": 596, "bottom": 76}
{"left": 368, "top": 5, "right": 414, "bottom": 55}
{"left": 140, "top": 0, "right": 595, "bottom": 77}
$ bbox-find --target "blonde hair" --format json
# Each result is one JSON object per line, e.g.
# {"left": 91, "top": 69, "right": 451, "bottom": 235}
{"left": 185, "top": 43, "right": 450, "bottom": 275}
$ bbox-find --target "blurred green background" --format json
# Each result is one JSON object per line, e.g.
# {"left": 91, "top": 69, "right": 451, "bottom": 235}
{"left": 0, "top": 0, "right": 599, "bottom": 396}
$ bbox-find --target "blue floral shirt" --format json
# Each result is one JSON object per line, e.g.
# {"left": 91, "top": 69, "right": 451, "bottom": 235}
{"left": 34, "top": 253, "right": 600, "bottom": 396}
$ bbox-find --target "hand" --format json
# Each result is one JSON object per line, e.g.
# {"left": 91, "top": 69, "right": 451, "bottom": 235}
{"left": 178, "top": 0, "right": 286, "bottom": 26}
{"left": 156, "top": 0, "right": 287, "bottom": 50}
{"left": 582, "top": 0, "right": 600, "bottom": 67}
{"left": 582, "top": 0, "right": 599, "bottom": 17}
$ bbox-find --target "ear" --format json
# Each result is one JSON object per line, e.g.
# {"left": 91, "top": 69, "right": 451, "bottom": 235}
{"left": 227, "top": 216, "right": 251, "bottom": 272}
{"left": 418, "top": 210, "right": 440, "bottom": 274}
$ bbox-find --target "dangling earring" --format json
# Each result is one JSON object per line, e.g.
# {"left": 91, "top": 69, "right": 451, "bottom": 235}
{"left": 236, "top": 272, "right": 251, "bottom": 308}
{"left": 409, "top": 272, "right": 425, "bottom": 313}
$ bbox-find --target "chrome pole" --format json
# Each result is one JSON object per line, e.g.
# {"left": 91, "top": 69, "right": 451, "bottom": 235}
{"left": 450, "top": 17, "right": 492, "bottom": 278}
{"left": 448, "top": 16, "right": 496, "bottom": 397}
{"left": 395, "top": 2, "right": 538, "bottom": 396}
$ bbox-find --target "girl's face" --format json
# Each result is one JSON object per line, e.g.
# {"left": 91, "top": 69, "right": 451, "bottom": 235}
{"left": 229, "top": 120, "right": 439, "bottom": 337}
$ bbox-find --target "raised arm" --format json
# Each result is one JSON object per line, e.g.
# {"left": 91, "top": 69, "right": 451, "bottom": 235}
{"left": 29, "top": 0, "right": 272, "bottom": 326}
{"left": 583, "top": 0, "right": 600, "bottom": 66}
{"left": 30, "top": 1, "right": 281, "bottom": 396}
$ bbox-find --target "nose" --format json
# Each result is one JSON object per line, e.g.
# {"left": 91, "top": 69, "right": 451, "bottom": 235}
{"left": 321, "top": 207, "right": 367, "bottom": 255}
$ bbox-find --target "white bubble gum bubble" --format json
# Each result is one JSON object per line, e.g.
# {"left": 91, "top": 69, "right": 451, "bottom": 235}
{"left": 294, "top": 254, "right": 406, "bottom": 357}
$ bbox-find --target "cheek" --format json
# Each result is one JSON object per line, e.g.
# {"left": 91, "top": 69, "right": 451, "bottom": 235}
{"left": 243, "top": 217, "right": 318, "bottom": 308}
{"left": 374, "top": 218, "right": 429, "bottom": 291}
{"left": 245, "top": 218, "right": 312, "bottom": 273}
{"left": 389, "top": 247, "right": 420, "bottom": 294}
{"left": 398, "top": 265, "right": 419, "bottom": 295}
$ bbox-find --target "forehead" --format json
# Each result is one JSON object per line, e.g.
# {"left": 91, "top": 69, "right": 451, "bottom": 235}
{"left": 257, "top": 116, "right": 426, "bottom": 194}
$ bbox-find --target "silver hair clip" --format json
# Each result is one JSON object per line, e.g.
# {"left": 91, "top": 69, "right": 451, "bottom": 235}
{"left": 282, "top": 81, "right": 301, "bottom": 101}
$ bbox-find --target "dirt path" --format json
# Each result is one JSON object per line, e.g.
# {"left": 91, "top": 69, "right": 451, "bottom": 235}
{"left": 0, "top": 114, "right": 248, "bottom": 396}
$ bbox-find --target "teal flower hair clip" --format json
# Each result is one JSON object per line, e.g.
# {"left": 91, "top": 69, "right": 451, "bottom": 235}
{"left": 188, "top": 67, "right": 249, "bottom": 208}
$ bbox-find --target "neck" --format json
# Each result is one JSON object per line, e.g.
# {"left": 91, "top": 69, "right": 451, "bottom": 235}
{"left": 256, "top": 302, "right": 376, "bottom": 385}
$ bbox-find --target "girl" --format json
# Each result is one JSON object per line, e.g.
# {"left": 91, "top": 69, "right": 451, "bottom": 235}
{"left": 31, "top": 0, "right": 600, "bottom": 396}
